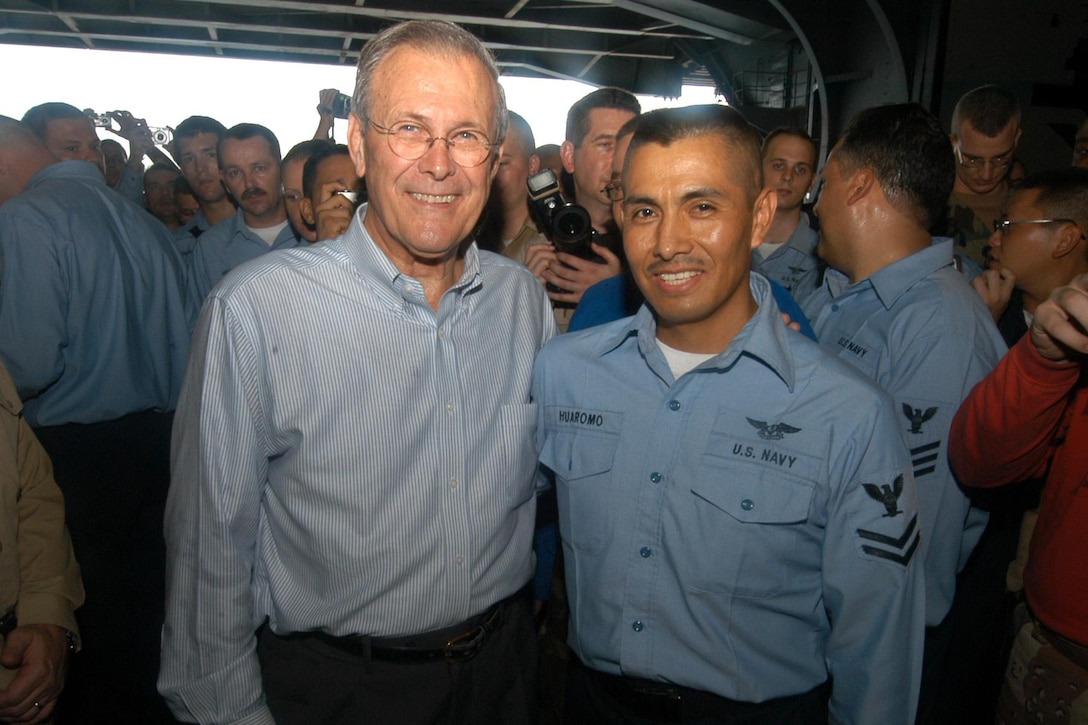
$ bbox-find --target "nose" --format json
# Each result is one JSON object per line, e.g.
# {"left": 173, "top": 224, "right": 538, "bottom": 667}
{"left": 654, "top": 212, "right": 693, "bottom": 260}
{"left": 417, "top": 136, "right": 455, "bottom": 179}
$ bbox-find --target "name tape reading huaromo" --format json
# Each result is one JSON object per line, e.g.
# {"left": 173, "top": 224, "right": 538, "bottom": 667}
{"left": 559, "top": 409, "right": 605, "bottom": 427}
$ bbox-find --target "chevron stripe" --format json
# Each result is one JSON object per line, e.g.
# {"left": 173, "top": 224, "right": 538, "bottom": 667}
{"left": 863, "top": 532, "right": 920, "bottom": 566}
{"left": 857, "top": 514, "right": 918, "bottom": 548}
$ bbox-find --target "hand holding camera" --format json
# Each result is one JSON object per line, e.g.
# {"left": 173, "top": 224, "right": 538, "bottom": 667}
{"left": 525, "top": 168, "right": 622, "bottom": 302}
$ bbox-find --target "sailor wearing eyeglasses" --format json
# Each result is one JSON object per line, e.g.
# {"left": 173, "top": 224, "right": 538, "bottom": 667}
{"left": 160, "top": 20, "right": 556, "bottom": 725}
{"left": 944, "top": 85, "right": 1025, "bottom": 268}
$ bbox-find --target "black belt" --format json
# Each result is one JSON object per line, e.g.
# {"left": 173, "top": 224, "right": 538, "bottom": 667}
{"left": 300, "top": 595, "right": 513, "bottom": 664}
{"left": 0, "top": 609, "right": 16, "bottom": 638}
{"left": 589, "top": 667, "right": 830, "bottom": 722}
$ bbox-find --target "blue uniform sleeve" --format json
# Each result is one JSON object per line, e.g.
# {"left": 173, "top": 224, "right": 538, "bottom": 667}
{"left": 823, "top": 393, "right": 925, "bottom": 724}
{"left": 0, "top": 207, "right": 67, "bottom": 401}
{"left": 880, "top": 319, "right": 1001, "bottom": 624}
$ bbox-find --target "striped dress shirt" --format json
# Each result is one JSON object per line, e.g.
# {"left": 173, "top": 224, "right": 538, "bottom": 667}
{"left": 160, "top": 204, "right": 557, "bottom": 724}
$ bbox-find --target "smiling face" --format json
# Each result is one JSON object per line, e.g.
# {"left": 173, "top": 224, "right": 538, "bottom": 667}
{"left": 621, "top": 133, "right": 775, "bottom": 353}
{"left": 218, "top": 134, "right": 284, "bottom": 226}
{"left": 176, "top": 131, "right": 227, "bottom": 204}
{"left": 347, "top": 45, "right": 500, "bottom": 270}
{"left": 762, "top": 133, "right": 816, "bottom": 213}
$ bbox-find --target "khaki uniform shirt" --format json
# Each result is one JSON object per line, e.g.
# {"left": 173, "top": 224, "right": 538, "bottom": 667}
{"left": 0, "top": 363, "right": 83, "bottom": 686}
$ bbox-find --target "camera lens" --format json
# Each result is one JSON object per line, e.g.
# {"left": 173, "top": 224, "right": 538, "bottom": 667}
{"left": 552, "top": 205, "right": 591, "bottom": 245}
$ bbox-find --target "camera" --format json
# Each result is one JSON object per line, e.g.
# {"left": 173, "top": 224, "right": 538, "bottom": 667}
{"left": 527, "top": 168, "right": 595, "bottom": 259}
{"left": 84, "top": 109, "right": 114, "bottom": 129}
{"left": 331, "top": 93, "right": 352, "bottom": 120}
{"left": 149, "top": 127, "right": 172, "bottom": 146}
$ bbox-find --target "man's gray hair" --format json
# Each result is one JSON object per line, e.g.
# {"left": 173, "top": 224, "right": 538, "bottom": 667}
{"left": 352, "top": 20, "right": 508, "bottom": 146}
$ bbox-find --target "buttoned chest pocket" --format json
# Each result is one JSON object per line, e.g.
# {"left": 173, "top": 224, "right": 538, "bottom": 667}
{"left": 681, "top": 462, "right": 816, "bottom": 599}
{"left": 541, "top": 430, "right": 620, "bottom": 556}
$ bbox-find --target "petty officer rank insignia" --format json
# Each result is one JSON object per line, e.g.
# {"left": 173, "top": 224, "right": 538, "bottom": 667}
{"left": 853, "top": 471, "right": 920, "bottom": 568}
{"left": 902, "top": 404, "right": 938, "bottom": 434}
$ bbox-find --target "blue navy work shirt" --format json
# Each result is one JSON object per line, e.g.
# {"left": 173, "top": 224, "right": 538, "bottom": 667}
{"left": 161, "top": 204, "right": 557, "bottom": 725}
{"left": 811, "top": 238, "right": 1006, "bottom": 626}
{"left": 0, "top": 160, "right": 192, "bottom": 426}
{"left": 187, "top": 208, "right": 299, "bottom": 303}
{"left": 533, "top": 274, "right": 925, "bottom": 723}
{"left": 751, "top": 217, "right": 819, "bottom": 298}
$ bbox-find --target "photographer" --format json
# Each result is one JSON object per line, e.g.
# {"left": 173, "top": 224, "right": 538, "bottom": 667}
{"left": 525, "top": 88, "right": 639, "bottom": 308}
{"left": 102, "top": 109, "right": 176, "bottom": 204}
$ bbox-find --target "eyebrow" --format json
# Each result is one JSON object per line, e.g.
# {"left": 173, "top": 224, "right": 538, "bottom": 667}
{"left": 624, "top": 186, "right": 729, "bottom": 207}
{"left": 962, "top": 145, "right": 1015, "bottom": 160}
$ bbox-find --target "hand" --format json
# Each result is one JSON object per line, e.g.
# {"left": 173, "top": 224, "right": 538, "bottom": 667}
{"left": 779, "top": 312, "right": 802, "bottom": 333}
{"left": 109, "top": 110, "right": 154, "bottom": 164}
{"left": 314, "top": 89, "right": 339, "bottom": 140}
{"left": 524, "top": 243, "right": 559, "bottom": 286}
{"left": 1030, "top": 272, "right": 1088, "bottom": 363}
{"left": 0, "top": 625, "right": 69, "bottom": 724}
{"left": 971, "top": 268, "right": 1016, "bottom": 323}
{"left": 312, "top": 182, "right": 356, "bottom": 241}
{"left": 542, "top": 242, "right": 622, "bottom": 305}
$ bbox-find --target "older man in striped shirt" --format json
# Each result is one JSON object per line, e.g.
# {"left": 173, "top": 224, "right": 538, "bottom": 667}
{"left": 160, "top": 20, "right": 556, "bottom": 725}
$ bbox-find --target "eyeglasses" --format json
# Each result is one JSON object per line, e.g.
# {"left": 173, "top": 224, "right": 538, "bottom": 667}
{"left": 955, "top": 144, "right": 1015, "bottom": 170}
{"left": 604, "top": 181, "right": 624, "bottom": 202}
{"left": 366, "top": 119, "right": 494, "bottom": 167}
{"left": 992, "top": 217, "right": 1077, "bottom": 234}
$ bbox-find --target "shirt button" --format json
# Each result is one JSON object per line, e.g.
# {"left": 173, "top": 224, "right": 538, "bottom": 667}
{"left": 455, "top": 555, "right": 464, "bottom": 566}
{"left": 741, "top": 499, "right": 754, "bottom": 511}
{"left": 640, "top": 547, "right": 652, "bottom": 558}
{"left": 649, "top": 472, "right": 662, "bottom": 484}
{"left": 632, "top": 620, "right": 644, "bottom": 632}
{"left": 445, "top": 400, "right": 455, "bottom": 413}
{"left": 448, "top": 478, "right": 458, "bottom": 490}
{"left": 437, "top": 327, "right": 446, "bottom": 339}
{"left": 668, "top": 400, "right": 681, "bottom": 411}
{"left": 831, "top": 304, "right": 839, "bottom": 312}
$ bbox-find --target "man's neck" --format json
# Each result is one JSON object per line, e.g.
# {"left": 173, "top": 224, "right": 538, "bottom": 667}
{"left": 846, "top": 224, "right": 931, "bottom": 284}
{"left": 202, "top": 196, "right": 236, "bottom": 226}
{"left": 584, "top": 198, "right": 613, "bottom": 235}
{"left": 765, "top": 208, "right": 802, "bottom": 245}
{"left": 953, "top": 176, "right": 1008, "bottom": 201}
{"left": 501, "top": 204, "right": 530, "bottom": 241}
{"left": 243, "top": 204, "right": 287, "bottom": 230}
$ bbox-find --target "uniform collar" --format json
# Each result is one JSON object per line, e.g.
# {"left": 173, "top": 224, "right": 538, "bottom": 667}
{"left": 595, "top": 273, "right": 797, "bottom": 391}
{"left": 828, "top": 237, "right": 954, "bottom": 310}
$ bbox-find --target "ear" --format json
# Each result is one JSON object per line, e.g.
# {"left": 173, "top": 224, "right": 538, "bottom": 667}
{"left": 300, "top": 197, "right": 316, "bottom": 226}
{"left": 845, "top": 167, "right": 875, "bottom": 207}
{"left": 488, "top": 141, "right": 503, "bottom": 183}
{"left": 749, "top": 187, "right": 778, "bottom": 250}
{"left": 560, "top": 140, "right": 576, "bottom": 174}
{"left": 347, "top": 114, "right": 367, "bottom": 179}
{"left": 528, "top": 153, "right": 541, "bottom": 176}
{"left": 1051, "top": 222, "right": 1084, "bottom": 260}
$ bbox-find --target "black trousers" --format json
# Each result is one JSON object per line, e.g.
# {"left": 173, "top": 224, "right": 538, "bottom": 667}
{"left": 35, "top": 411, "right": 176, "bottom": 725}
{"left": 257, "top": 594, "right": 538, "bottom": 724}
